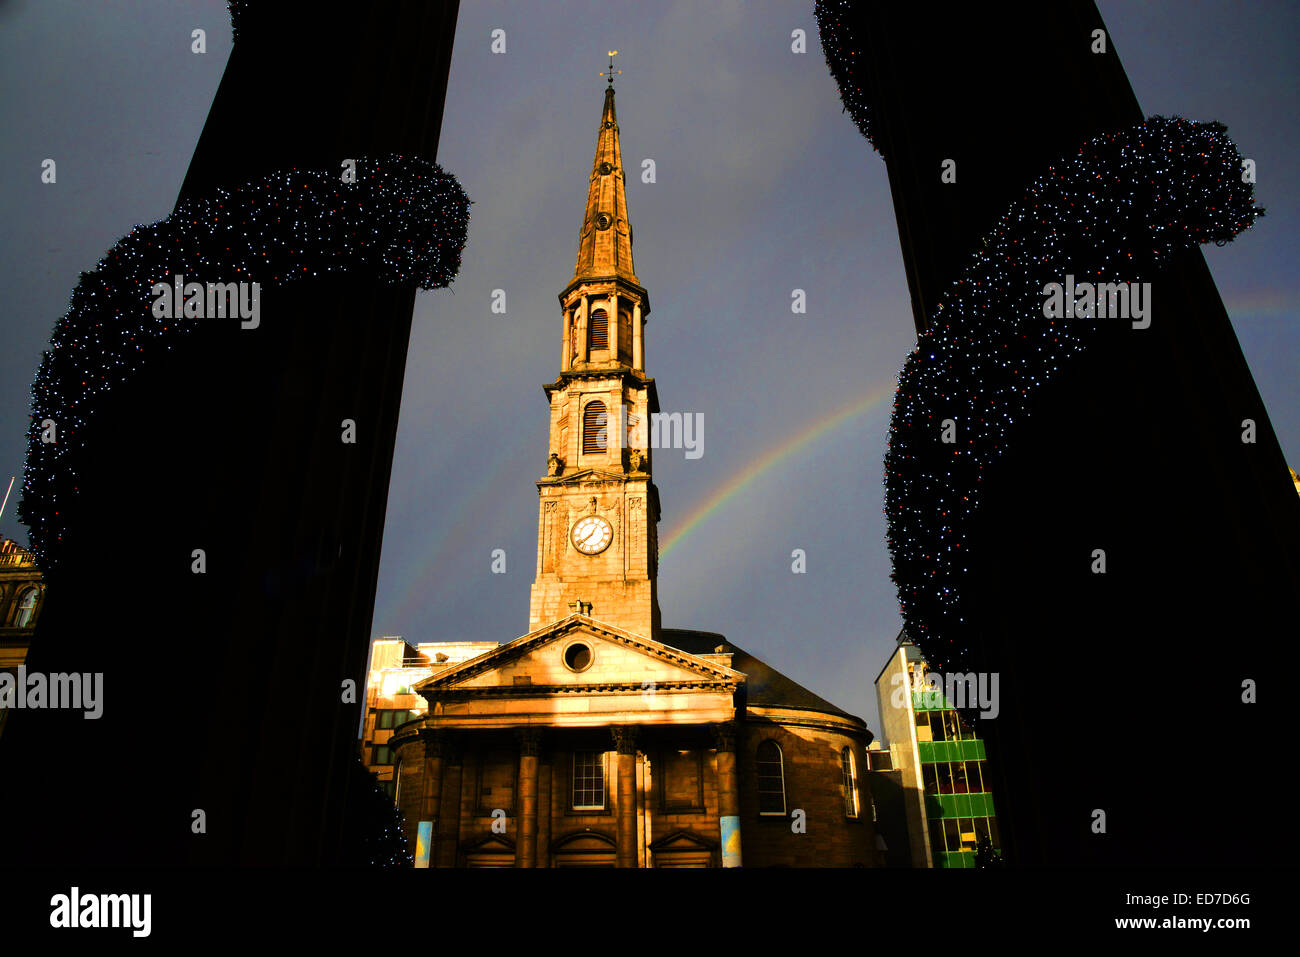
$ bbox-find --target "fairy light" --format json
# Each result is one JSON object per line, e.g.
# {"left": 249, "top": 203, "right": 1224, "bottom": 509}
{"left": 20, "top": 155, "right": 470, "bottom": 569}
{"left": 881, "top": 116, "right": 1260, "bottom": 670}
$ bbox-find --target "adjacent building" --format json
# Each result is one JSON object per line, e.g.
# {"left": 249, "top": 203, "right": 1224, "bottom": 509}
{"left": 872, "top": 638, "right": 1000, "bottom": 868}
{"left": 0, "top": 536, "right": 45, "bottom": 740}
{"left": 360, "top": 638, "right": 495, "bottom": 796}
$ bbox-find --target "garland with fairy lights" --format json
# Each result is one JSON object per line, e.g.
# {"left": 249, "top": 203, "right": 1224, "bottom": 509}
{"left": 227, "top": 1, "right": 246, "bottom": 41}
{"left": 815, "top": 0, "right": 880, "bottom": 151}
{"left": 882, "top": 116, "right": 1259, "bottom": 670}
{"left": 20, "top": 155, "right": 469, "bottom": 568}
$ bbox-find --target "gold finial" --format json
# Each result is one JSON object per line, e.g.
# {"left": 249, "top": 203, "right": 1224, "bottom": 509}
{"left": 600, "top": 50, "right": 622, "bottom": 87}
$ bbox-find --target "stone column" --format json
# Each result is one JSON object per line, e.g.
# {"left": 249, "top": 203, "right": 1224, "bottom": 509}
{"left": 435, "top": 736, "right": 463, "bottom": 868}
{"left": 418, "top": 730, "right": 445, "bottom": 867}
{"left": 632, "top": 301, "right": 643, "bottom": 372}
{"left": 714, "top": 722, "right": 742, "bottom": 867}
{"left": 576, "top": 296, "right": 588, "bottom": 364}
{"left": 537, "top": 753, "right": 553, "bottom": 868}
{"left": 612, "top": 726, "right": 638, "bottom": 868}
{"left": 609, "top": 292, "right": 619, "bottom": 352}
{"left": 561, "top": 307, "right": 572, "bottom": 372}
{"left": 516, "top": 728, "right": 542, "bottom": 868}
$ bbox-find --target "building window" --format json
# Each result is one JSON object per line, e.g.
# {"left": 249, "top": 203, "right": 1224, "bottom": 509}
{"left": 756, "top": 740, "right": 786, "bottom": 815}
{"left": 372, "top": 745, "right": 394, "bottom": 766}
{"left": 588, "top": 308, "right": 609, "bottom": 350}
{"left": 572, "top": 751, "right": 606, "bottom": 809}
{"left": 583, "top": 401, "right": 608, "bottom": 453}
{"left": 929, "top": 711, "right": 948, "bottom": 742}
{"left": 14, "top": 588, "right": 38, "bottom": 628}
{"left": 841, "top": 747, "right": 859, "bottom": 817}
{"left": 376, "top": 709, "right": 418, "bottom": 730}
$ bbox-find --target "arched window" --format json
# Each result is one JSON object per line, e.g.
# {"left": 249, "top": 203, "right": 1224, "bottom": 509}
{"left": 14, "top": 588, "right": 38, "bottom": 628}
{"left": 583, "top": 401, "right": 608, "bottom": 453}
{"left": 840, "top": 747, "right": 859, "bottom": 818}
{"left": 588, "top": 308, "right": 609, "bottom": 351}
{"left": 756, "top": 740, "right": 786, "bottom": 815}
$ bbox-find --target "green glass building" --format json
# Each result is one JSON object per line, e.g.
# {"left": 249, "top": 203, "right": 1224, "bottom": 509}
{"left": 871, "top": 639, "right": 1001, "bottom": 868}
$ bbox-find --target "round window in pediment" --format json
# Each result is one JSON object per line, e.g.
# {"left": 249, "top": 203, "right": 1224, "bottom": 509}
{"left": 563, "top": 641, "right": 593, "bottom": 672}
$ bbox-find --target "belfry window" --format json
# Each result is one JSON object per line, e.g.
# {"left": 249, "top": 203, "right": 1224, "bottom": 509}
{"left": 588, "top": 308, "right": 609, "bottom": 350}
{"left": 583, "top": 401, "right": 608, "bottom": 453}
{"left": 840, "top": 747, "right": 859, "bottom": 818}
{"left": 756, "top": 740, "right": 786, "bottom": 815}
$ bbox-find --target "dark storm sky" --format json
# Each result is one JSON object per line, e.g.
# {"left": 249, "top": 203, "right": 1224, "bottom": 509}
{"left": 1, "top": 1, "right": 1296, "bottom": 735}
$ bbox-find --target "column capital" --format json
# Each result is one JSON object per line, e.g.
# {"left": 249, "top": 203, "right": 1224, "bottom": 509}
{"left": 516, "top": 726, "right": 544, "bottom": 757}
{"left": 420, "top": 728, "right": 447, "bottom": 759}
{"left": 429, "top": 731, "right": 463, "bottom": 766}
{"left": 711, "top": 721, "right": 737, "bottom": 753}
{"left": 610, "top": 725, "right": 639, "bottom": 755}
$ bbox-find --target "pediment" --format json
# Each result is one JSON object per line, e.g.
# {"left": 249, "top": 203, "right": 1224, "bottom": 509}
{"left": 649, "top": 829, "right": 717, "bottom": 852}
{"left": 544, "top": 467, "right": 626, "bottom": 486}
{"left": 463, "top": 834, "right": 515, "bottom": 853}
{"left": 415, "top": 614, "right": 743, "bottom": 696}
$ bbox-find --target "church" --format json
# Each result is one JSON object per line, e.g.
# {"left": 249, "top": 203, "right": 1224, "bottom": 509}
{"left": 388, "top": 80, "right": 879, "bottom": 868}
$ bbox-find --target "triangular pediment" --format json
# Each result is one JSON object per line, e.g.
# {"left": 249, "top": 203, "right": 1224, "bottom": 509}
{"left": 543, "top": 467, "right": 628, "bottom": 486}
{"left": 415, "top": 614, "right": 742, "bottom": 696}
{"left": 649, "top": 829, "right": 717, "bottom": 852}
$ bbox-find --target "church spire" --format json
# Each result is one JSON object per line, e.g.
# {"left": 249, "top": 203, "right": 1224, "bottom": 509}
{"left": 572, "top": 77, "right": 637, "bottom": 285}
{"left": 530, "top": 68, "right": 661, "bottom": 642}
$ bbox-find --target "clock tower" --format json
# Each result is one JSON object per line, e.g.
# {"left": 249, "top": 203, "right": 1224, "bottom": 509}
{"left": 527, "top": 77, "right": 662, "bottom": 641}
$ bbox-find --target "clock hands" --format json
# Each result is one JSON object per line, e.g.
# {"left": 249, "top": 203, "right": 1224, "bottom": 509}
{"left": 575, "top": 518, "right": 610, "bottom": 552}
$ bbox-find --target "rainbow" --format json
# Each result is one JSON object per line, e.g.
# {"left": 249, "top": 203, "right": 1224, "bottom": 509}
{"left": 382, "top": 379, "right": 899, "bottom": 633}
{"left": 658, "top": 380, "right": 897, "bottom": 560}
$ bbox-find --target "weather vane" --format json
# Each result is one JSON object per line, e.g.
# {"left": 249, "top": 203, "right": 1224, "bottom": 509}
{"left": 600, "top": 50, "right": 621, "bottom": 87}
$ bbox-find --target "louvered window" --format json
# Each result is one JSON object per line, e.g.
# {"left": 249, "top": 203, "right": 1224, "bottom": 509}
{"left": 588, "top": 308, "right": 609, "bottom": 350}
{"left": 583, "top": 401, "right": 608, "bottom": 453}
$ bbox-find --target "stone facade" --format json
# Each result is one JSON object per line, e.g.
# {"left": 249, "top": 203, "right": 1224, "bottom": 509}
{"left": 387, "top": 619, "right": 879, "bottom": 867}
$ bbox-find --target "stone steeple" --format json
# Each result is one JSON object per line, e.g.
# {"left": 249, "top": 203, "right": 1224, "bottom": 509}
{"left": 570, "top": 86, "right": 638, "bottom": 287}
{"left": 529, "top": 82, "right": 661, "bottom": 641}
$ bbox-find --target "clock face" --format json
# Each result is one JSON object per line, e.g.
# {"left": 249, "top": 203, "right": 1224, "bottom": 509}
{"left": 571, "top": 515, "right": 613, "bottom": 555}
